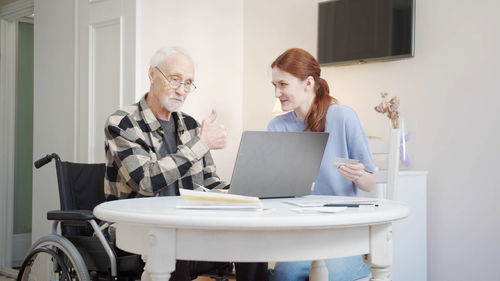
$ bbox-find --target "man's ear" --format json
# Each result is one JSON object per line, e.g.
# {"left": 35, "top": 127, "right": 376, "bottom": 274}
{"left": 148, "top": 67, "right": 155, "bottom": 82}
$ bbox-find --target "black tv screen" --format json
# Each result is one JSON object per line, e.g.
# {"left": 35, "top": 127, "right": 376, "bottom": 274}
{"left": 318, "top": 0, "right": 415, "bottom": 65}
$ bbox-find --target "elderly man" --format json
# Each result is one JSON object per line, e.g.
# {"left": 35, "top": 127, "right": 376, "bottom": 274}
{"left": 104, "top": 47, "right": 268, "bottom": 281}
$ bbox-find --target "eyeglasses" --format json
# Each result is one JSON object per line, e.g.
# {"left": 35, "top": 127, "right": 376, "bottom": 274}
{"left": 155, "top": 66, "right": 197, "bottom": 93}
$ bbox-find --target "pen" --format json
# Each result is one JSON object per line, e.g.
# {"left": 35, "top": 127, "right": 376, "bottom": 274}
{"left": 193, "top": 183, "right": 209, "bottom": 192}
{"left": 323, "top": 203, "right": 379, "bottom": 207}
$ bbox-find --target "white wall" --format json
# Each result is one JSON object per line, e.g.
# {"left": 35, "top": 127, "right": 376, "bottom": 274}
{"left": 243, "top": 0, "right": 318, "bottom": 130}
{"left": 243, "top": 0, "right": 500, "bottom": 280}
{"left": 32, "top": 0, "right": 76, "bottom": 240}
{"left": 141, "top": 0, "right": 243, "bottom": 181}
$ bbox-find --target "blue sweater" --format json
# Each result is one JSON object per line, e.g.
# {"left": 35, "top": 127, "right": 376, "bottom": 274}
{"left": 268, "top": 104, "right": 374, "bottom": 196}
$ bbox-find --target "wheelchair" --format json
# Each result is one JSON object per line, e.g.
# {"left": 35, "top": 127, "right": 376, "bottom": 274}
{"left": 16, "top": 153, "right": 233, "bottom": 281}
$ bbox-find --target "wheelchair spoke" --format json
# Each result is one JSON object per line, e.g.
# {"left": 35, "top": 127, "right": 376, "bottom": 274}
{"left": 17, "top": 235, "right": 90, "bottom": 281}
{"left": 19, "top": 247, "right": 69, "bottom": 281}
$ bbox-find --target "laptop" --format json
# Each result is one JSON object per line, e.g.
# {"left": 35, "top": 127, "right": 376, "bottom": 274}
{"left": 228, "top": 131, "right": 329, "bottom": 198}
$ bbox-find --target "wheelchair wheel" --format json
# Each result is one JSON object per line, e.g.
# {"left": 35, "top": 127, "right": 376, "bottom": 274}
{"left": 17, "top": 234, "right": 90, "bottom": 281}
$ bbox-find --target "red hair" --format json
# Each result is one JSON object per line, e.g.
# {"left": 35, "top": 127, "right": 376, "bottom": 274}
{"left": 271, "top": 48, "right": 337, "bottom": 132}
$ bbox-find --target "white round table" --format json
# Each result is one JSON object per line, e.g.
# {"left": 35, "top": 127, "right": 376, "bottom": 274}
{"left": 94, "top": 195, "right": 409, "bottom": 281}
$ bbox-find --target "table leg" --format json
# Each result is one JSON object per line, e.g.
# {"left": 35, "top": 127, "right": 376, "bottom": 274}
{"left": 309, "top": 260, "right": 329, "bottom": 281}
{"left": 140, "top": 255, "right": 171, "bottom": 281}
{"left": 141, "top": 229, "right": 177, "bottom": 281}
{"left": 363, "top": 223, "right": 393, "bottom": 281}
{"left": 368, "top": 266, "right": 391, "bottom": 281}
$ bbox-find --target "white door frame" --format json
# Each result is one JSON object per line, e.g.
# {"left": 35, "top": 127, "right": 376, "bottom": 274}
{"left": 0, "top": 0, "right": 34, "bottom": 276}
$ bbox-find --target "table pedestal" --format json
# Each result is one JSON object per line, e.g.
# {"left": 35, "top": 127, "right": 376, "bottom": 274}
{"left": 309, "top": 260, "right": 328, "bottom": 281}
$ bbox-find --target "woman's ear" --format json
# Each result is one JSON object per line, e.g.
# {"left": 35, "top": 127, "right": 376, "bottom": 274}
{"left": 305, "top": 76, "right": 315, "bottom": 90}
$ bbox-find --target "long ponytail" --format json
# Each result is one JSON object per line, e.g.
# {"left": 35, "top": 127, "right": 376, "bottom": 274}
{"left": 304, "top": 78, "right": 337, "bottom": 132}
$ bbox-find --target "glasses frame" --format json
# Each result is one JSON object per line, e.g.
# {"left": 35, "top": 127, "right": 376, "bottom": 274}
{"left": 155, "top": 66, "right": 197, "bottom": 93}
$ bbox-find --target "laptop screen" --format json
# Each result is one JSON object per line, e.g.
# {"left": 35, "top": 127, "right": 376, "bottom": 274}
{"left": 228, "top": 131, "right": 329, "bottom": 198}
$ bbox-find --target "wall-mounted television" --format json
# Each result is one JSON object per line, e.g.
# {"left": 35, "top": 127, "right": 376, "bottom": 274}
{"left": 318, "top": 0, "right": 415, "bottom": 66}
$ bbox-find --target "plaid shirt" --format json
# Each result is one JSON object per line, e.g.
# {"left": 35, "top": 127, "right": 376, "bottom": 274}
{"left": 104, "top": 94, "right": 227, "bottom": 200}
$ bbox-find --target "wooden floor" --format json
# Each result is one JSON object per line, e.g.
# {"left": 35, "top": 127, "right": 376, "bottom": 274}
{"left": 1, "top": 273, "right": 231, "bottom": 281}
{"left": 2, "top": 265, "right": 245, "bottom": 281}
{"left": 194, "top": 273, "right": 236, "bottom": 281}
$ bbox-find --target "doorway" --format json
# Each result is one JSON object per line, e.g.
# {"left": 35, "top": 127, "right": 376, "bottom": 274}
{"left": 0, "top": 0, "right": 34, "bottom": 276}
{"left": 12, "top": 17, "right": 34, "bottom": 269}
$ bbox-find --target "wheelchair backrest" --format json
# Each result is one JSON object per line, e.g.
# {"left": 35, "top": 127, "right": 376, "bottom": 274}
{"left": 55, "top": 160, "right": 105, "bottom": 235}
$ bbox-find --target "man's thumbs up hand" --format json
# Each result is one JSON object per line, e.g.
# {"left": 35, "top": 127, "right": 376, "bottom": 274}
{"left": 206, "top": 109, "right": 217, "bottom": 124}
{"left": 200, "top": 109, "right": 227, "bottom": 150}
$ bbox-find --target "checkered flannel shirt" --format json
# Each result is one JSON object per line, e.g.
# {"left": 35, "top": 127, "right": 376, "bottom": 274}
{"left": 104, "top": 94, "right": 227, "bottom": 200}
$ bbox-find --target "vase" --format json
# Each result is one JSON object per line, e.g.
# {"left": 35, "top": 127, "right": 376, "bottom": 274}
{"left": 391, "top": 118, "right": 400, "bottom": 129}
{"left": 399, "top": 119, "right": 411, "bottom": 168}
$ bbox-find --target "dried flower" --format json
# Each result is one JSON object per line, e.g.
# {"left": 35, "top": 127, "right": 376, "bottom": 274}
{"left": 374, "top": 92, "right": 400, "bottom": 129}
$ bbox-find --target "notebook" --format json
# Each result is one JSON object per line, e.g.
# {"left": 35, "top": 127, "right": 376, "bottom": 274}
{"left": 228, "top": 131, "right": 329, "bottom": 198}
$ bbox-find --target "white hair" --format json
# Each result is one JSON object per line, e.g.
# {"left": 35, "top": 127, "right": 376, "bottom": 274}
{"left": 149, "top": 46, "right": 194, "bottom": 68}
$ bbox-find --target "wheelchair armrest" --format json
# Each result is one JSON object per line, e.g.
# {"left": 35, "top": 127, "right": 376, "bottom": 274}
{"left": 47, "top": 210, "right": 95, "bottom": 221}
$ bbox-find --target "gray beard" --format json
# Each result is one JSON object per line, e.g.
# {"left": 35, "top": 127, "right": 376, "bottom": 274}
{"left": 161, "top": 99, "right": 183, "bottom": 112}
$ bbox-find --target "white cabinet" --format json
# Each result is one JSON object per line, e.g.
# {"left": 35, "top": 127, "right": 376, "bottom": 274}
{"left": 392, "top": 171, "right": 428, "bottom": 281}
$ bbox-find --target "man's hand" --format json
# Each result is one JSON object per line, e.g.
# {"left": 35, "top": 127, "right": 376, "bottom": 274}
{"left": 200, "top": 109, "right": 227, "bottom": 150}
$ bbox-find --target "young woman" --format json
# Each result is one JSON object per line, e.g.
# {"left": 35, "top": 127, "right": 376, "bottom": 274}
{"left": 268, "top": 48, "right": 375, "bottom": 281}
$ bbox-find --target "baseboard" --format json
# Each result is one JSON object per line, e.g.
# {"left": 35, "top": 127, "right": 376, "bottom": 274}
{"left": 12, "top": 233, "right": 31, "bottom": 267}
{"left": 0, "top": 267, "right": 18, "bottom": 278}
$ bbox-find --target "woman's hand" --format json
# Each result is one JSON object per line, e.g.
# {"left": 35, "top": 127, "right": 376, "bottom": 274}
{"left": 338, "top": 162, "right": 365, "bottom": 182}
{"left": 338, "top": 163, "right": 375, "bottom": 192}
